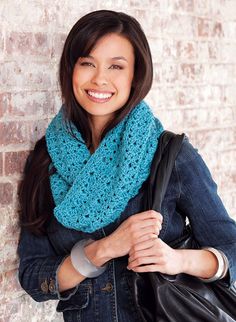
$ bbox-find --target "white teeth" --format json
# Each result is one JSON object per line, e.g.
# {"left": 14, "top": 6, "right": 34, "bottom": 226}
{"left": 87, "top": 91, "right": 113, "bottom": 99}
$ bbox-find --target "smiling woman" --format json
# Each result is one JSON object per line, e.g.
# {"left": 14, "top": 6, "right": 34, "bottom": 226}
{"left": 17, "top": 9, "right": 236, "bottom": 322}
{"left": 72, "top": 33, "right": 135, "bottom": 141}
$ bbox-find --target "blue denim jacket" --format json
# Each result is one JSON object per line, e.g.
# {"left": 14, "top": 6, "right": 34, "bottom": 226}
{"left": 17, "top": 136, "right": 236, "bottom": 322}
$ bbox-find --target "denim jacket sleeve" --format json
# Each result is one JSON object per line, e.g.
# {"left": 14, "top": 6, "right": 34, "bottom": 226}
{"left": 17, "top": 227, "right": 79, "bottom": 302}
{"left": 175, "top": 137, "right": 236, "bottom": 287}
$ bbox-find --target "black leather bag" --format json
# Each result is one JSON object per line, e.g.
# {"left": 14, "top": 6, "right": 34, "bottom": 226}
{"left": 132, "top": 130, "right": 236, "bottom": 322}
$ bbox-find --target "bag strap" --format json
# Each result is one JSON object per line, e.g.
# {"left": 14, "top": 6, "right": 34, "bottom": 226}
{"left": 147, "top": 130, "right": 185, "bottom": 212}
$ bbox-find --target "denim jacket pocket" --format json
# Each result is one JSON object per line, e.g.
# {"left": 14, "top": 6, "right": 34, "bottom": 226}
{"left": 56, "top": 283, "right": 91, "bottom": 312}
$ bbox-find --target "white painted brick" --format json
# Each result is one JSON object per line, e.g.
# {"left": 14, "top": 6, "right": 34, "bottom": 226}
{"left": 1, "top": 1, "right": 236, "bottom": 321}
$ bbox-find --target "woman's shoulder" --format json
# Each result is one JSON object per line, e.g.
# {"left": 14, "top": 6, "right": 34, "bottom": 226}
{"left": 158, "top": 131, "right": 200, "bottom": 166}
{"left": 176, "top": 134, "right": 200, "bottom": 166}
{"left": 174, "top": 133, "right": 215, "bottom": 183}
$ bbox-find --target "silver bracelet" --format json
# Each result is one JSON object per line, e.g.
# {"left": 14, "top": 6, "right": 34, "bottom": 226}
{"left": 200, "top": 247, "right": 226, "bottom": 283}
{"left": 218, "top": 250, "right": 229, "bottom": 279}
{"left": 70, "top": 239, "right": 107, "bottom": 278}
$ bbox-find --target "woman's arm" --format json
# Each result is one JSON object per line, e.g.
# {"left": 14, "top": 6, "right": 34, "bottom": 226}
{"left": 127, "top": 237, "right": 219, "bottom": 279}
{"left": 17, "top": 228, "right": 80, "bottom": 302}
{"left": 176, "top": 137, "right": 236, "bottom": 284}
{"left": 57, "top": 238, "right": 111, "bottom": 293}
{"left": 128, "top": 137, "right": 236, "bottom": 285}
{"left": 58, "top": 210, "right": 163, "bottom": 292}
{"left": 18, "top": 139, "right": 83, "bottom": 301}
{"left": 18, "top": 138, "right": 163, "bottom": 296}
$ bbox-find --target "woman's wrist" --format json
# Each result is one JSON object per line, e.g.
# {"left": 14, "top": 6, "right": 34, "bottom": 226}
{"left": 177, "top": 249, "right": 219, "bottom": 279}
{"left": 57, "top": 255, "right": 86, "bottom": 292}
{"left": 175, "top": 249, "right": 190, "bottom": 274}
{"left": 71, "top": 239, "right": 108, "bottom": 278}
{"left": 84, "top": 237, "right": 112, "bottom": 267}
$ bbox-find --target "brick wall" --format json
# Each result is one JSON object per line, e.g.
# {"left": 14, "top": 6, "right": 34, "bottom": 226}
{"left": 0, "top": 1, "right": 236, "bottom": 321}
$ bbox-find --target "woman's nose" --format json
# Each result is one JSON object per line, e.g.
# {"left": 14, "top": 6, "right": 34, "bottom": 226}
{"left": 91, "top": 68, "right": 108, "bottom": 86}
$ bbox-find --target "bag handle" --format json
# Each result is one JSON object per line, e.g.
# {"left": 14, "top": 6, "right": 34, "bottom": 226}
{"left": 147, "top": 130, "right": 185, "bottom": 212}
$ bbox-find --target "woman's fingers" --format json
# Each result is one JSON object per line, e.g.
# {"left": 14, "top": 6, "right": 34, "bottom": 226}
{"left": 128, "top": 210, "right": 163, "bottom": 238}
{"left": 128, "top": 255, "right": 162, "bottom": 269}
{"left": 131, "top": 210, "right": 162, "bottom": 221}
{"left": 128, "top": 264, "right": 162, "bottom": 273}
{"left": 105, "top": 210, "right": 163, "bottom": 259}
{"left": 127, "top": 238, "right": 184, "bottom": 275}
{"left": 132, "top": 218, "right": 162, "bottom": 230}
{"left": 129, "top": 237, "right": 156, "bottom": 256}
{"left": 131, "top": 225, "right": 161, "bottom": 239}
{"left": 134, "top": 233, "right": 158, "bottom": 244}
{"left": 128, "top": 240, "right": 162, "bottom": 269}
{"left": 128, "top": 245, "right": 162, "bottom": 266}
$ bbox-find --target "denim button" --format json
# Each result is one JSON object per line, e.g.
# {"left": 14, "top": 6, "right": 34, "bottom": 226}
{"left": 101, "top": 282, "right": 113, "bottom": 292}
{"left": 41, "top": 280, "right": 48, "bottom": 293}
{"left": 49, "top": 279, "right": 56, "bottom": 293}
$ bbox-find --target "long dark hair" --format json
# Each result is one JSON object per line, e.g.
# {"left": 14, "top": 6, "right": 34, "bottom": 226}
{"left": 19, "top": 10, "right": 153, "bottom": 235}
{"left": 60, "top": 9, "right": 153, "bottom": 148}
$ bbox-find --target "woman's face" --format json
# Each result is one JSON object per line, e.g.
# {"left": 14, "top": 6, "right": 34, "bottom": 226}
{"left": 72, "top": 33, "right": 135, "bottom": 123}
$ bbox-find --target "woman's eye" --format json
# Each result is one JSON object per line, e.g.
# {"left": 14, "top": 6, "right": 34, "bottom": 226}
{"left": 110, "top": 65, "right": 123, "bottom": 70}
{"left": 80, "top": 62, "right": 94, "bottom": 67}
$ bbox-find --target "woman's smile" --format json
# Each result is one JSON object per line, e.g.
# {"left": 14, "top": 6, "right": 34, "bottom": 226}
{"left": 85, "top": 89, "right": 114, "bottom": 103}
{"left": 72, "top": 33, "right": 135, "bottom": 121}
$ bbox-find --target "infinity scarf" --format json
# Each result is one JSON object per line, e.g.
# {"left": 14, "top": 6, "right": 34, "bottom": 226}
{"left": 46, "top": 100, "right": 164, "bottom": 233}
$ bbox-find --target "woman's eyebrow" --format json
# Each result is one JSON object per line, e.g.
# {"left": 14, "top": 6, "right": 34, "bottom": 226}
{"left": 110, "top": 56, "right": 128, "bottom": 62}
{"left": 84, "top": 55, "right": 128, "bottom": 62}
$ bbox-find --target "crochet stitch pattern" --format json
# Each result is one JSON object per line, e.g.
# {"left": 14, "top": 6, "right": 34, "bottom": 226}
{"left": 46, "top": 100, "right": 164, "bottom": 232}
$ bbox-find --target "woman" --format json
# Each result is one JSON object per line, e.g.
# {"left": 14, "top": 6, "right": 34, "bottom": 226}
{"left": 18, "top": 9, "right": 236, "bottom": 322}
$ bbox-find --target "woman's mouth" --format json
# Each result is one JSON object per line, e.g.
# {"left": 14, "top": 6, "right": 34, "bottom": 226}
{"left": 85, "top": 90, "right": 114, "bottom": 103}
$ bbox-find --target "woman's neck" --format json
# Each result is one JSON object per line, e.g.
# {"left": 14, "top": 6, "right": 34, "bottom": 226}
{"left": 88, "top": 114, "right": 112, "bottom": 153}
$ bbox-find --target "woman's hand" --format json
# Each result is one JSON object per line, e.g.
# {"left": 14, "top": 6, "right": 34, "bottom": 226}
{"left": 127, "top": 238, "right": 220, "bottom": 279}
{"left": 127, "top": 238, "right": 184, "bottom": 275}
{"left": 104, "top": 210, "right": 163, "bottom": 260}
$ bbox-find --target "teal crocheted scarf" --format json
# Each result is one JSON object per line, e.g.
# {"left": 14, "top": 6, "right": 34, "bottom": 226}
{"left": 46, "top": 100, "right": 163, "bottom": 233}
